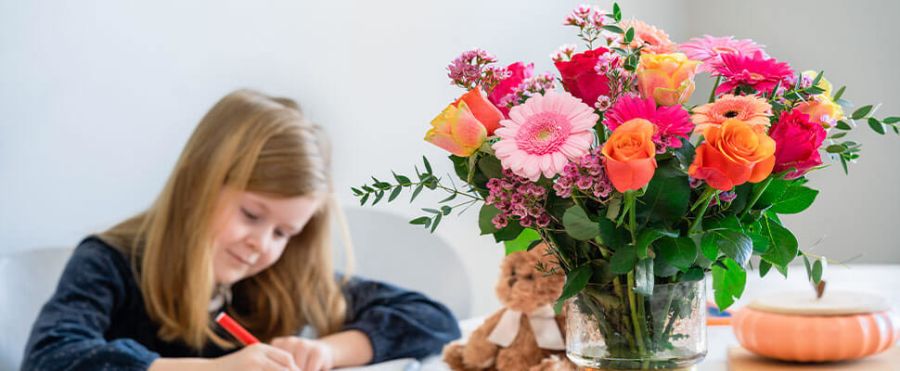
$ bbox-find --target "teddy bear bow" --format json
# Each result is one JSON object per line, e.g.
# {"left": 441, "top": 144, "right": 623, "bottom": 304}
{"left": 487, "top": 304, "right": 565, "bottom": 350}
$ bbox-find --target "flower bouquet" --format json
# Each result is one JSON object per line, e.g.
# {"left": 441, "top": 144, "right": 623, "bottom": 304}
{"left": 353, "top": 3, "right": 898, "bottom": 369}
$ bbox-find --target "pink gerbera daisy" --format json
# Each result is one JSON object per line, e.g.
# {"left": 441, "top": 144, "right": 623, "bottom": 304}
{"left": 492, "top": 91, "right": 598, "bottom": 181}
{"left": 714, "top": 51, "right": 793, "bottom": 95}
{"left": 603, "top": 95, "right": 693, "bottom": 150}
{"left": 679, "top": 35, "right": 765, "bottom": 73}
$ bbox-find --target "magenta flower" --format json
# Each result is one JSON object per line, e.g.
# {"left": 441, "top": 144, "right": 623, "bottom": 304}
{"left": 492, "top": 91, "right": 598, "bottom": 181}
{"left": 553, "top": 147, "right": 613, "bottom": 199}
{"left": 714, "top": 51, "right": 793, "bottom": 95}
{"left": 679, "top": 35, "right": 766, "bottom": 73}
{"left": 488, "top": 62, "right": 534, "bottom": 117}
{"left": 603, "top": 95, "right": 693, "bottom": 150}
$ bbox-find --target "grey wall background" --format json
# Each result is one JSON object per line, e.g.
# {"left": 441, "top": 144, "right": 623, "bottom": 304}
{"left": 2, "top": 0, "right": 897, "bottom": 316}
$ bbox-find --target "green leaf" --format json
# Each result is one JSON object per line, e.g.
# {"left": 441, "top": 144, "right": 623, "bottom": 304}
{"left": 759, "top": 259, "right": 772, "bottom": 278}
{"left": 634, "top": 258, "right": 654, "bottom": 296}
{"left": 430, "top": 213, "right": 442, "bottom": 233}
{"left": 504, "top": 228, "right": 541, "bottom": 255}
{"left": 635, "top": 229, "right": 678, "bottom": 259}
{"left": 388, "top": 186, "right": 402, "bottom": 202}
{"left": 359, "top": 193, "right": 370, "bottom": 206}
{"left": 410, "top": 183, "right": 425, "bottom": 202}
{"left": 602, "top": 25, "right": 624, "bottom": 34}
{"left": 884, "top": 116, "right": 900, "bottom": 124}
{"left": 636, "top": 165, "right": 691, "bottom": 225}
{"left": 597, "top": 217, "right": 625, "bottom": 249}
{"left": 655, "top": 237, "right": 698, "bottom": 271}
{"left": 493, "top": 222, "right": 524, "bottom": 242}
{"left": 754, "top": 177, "right": 790, "bottom": 209}
{"left": 759, "top": 217, "right": 799, "bottom": 268}
{"left": 704, "top": 215, "right": 743, "bottom": 233}
{"left": 868, "top": 117, "right": 885, "bottom": 135}
{"left": 409, "top": 216, "right": 430, "bottom": 226}
{"left": 826, "top": 144, "right": 847, "bottom": 153}
{"left": 441, "top": 205, "right": 452, "bottom": 215}
{"left": 563, "top": 206, "right": 599, "bottom": 241}
{"left": 851, "top": 105, "right": 873, "bottom": 120}
{"left": 680, "top": 267, "right": 705, "bottom": 282}
{"left": 478, "top": 204, "right": 501, "bottom": 235}
{"left": 832, "top": 86, "right": 846, "bottom": 101}
{"left": 612, "top": 2, "right": 622, "bottom": 21}
{"left": 829, "top": 132, "right": 848, "bottom": 140}
{"left": 422, "top": 156, "right": 433, "bottom": 174}
{"left": 770, "top": 186, "right": 819, "bottom": 214}
{"left": 712, "top": 257, "right": 746, "bottom": 311}
{"left": 835, "top": 121, "right": 852, "bottom": 130}
{"left": 748, "top": 232, "right": 770, "bottom": 254}
{"left": 392, "top": 172, "right": 411, "bottom": 186}
{"left": 702, "top": 230, "right": 753, "bottom": 268}
{"left": 438, "top": 192, "right": 457, "bottom": 203}
{"left": 624, "top": 27, "right": 635, "bottom": 44}
{"left": 610, "top": 245, "right": 637, "bottom": 275}
{"left": 477, "top": 155, "right": 502, "bottom": 179}
{"left": 557, "top": 265, "right": 592, "bottom": 306}
{"left": 812, "top": 258, "right": 826, "bottom": 284}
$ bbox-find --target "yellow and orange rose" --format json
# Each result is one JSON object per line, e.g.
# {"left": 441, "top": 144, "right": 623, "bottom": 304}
{"left": 637, "top": 53, "right": 701, "bottom": 106}
{"left": 425, "top": 88, "right": 503, "bottom": 157}
{"left": 689, "top": 119, "right": 776, "bottom": 191}
{"left": 602, "top": 119, "right": 657, "bottom": 192}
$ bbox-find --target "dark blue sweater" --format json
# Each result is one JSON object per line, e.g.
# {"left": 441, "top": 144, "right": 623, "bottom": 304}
{"left": 21, "top": 237, "right": 460, "bottom": 370}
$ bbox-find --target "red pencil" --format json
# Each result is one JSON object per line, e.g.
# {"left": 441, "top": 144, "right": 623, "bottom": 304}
{"left": 215, "top": 312, "right": 260, "bottom": 345}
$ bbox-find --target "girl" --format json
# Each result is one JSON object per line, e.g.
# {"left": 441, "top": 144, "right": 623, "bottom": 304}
{"left": 22, "top": 90, "right": 461, "bottom": 371}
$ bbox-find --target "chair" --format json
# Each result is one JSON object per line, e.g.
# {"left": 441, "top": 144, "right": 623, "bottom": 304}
{"left": 0, "top": 208, "right": 471, "bottom": 369}
{"left": 332, "top": 207, "right": 472, "bottom": 319}
{"left": 0, "top": 246, "right": 75, "bottom": 371}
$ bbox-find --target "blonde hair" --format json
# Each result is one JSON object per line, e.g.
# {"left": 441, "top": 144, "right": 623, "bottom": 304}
{"left": 100, "top": 89, "right": 349, "bottom": 349}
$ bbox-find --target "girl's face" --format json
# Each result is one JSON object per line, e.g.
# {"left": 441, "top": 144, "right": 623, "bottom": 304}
{"left": 211, "top": 187, "right": 323, "bottom": 285}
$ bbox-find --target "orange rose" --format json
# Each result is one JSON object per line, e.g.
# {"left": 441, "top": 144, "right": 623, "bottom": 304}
{"left": 602, "top": 119, "right": 657, "bottom": 192}
{"left": 689, "top": 119, "right": 776, "bottom": 191}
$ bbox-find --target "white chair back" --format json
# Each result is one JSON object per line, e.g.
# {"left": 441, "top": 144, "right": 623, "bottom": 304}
{"left": 0, "top": 247, "right": 74, "bottom": 371}
{"left": 332, "top": 207, "right": 472, "bottom": 319}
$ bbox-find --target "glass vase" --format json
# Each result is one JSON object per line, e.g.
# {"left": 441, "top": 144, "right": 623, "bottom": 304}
{"left": 565, "top": 278, "right": 707, "bottom": 370}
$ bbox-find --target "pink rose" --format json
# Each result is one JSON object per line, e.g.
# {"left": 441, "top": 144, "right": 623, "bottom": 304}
{"left": 769, "top": 110, "right": 826, "bottom": 179}
{"left": 488, "top": 62, "right": 534, "bottom": 116}
{"left": 554, "top": 48, "right": 611, "bottom": 107}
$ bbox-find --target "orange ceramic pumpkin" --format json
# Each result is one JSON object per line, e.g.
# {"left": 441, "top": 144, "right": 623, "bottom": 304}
{"left": 732, "top": 291, "right": 900, "bottom": 362}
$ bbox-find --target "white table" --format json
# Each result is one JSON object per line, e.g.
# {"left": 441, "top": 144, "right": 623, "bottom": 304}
{"left": 356, "top": 264, "right": 900, "bottom": 371}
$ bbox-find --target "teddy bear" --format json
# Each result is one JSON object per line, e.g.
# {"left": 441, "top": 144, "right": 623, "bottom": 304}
{"left": 442, "top": 243, "right": 576, "bottom": 371}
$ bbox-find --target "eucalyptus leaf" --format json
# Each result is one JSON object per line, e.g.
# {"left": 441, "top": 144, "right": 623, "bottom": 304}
{"left": 868, "top": 117, "right": 885, "bottom": 135}
{"left": 563, "top": 206, "right": 599, "bottom": 241}
{"left": 478, "top": 204, "right": 501, "bottom": 235}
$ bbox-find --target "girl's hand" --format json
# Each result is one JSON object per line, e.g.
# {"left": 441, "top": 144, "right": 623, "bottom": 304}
{"left": 211, "top": 343, "right": 301, "bottom": 371}
{"left": 271, "top": 336, "right": 336, "bottom": 371}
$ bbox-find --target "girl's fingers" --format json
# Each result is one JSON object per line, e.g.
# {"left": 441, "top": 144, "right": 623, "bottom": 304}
{"left": 264, "top": 346, "right": 299, "bottom": 370}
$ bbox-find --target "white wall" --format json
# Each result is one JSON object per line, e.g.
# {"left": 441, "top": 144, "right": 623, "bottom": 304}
{"left": 1, "top": 0, "right": 896, "bottom": 317}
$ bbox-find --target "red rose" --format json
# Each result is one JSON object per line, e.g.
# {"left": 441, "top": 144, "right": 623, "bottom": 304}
{"left": 488, "top": 62, "right": 533, "bottom": 117}
{"left": 769, "top": 110, "right": 826, "bottom": 179}
{"left": 554, "top": 48, "right": 611, "bottom": 107}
